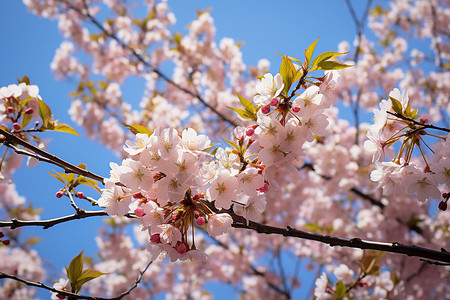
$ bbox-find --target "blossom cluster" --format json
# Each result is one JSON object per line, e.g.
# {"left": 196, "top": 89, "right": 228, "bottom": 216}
{"left": 365, "top": 88, "right": 449, "bottom": 206}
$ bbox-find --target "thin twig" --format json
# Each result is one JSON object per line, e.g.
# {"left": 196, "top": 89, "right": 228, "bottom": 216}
{"left": 0, "top": 128, "right": 105, "bottom": 183}
{"left": 387, "top": 111, "right": 450, "bottom": 133}
{"left": 0, "top": 261, "right": 153, "bottom": 300}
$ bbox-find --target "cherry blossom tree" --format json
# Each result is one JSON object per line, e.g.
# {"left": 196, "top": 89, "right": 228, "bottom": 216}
{"left": 1, "top": 0, "right": 449, "bottom": 299}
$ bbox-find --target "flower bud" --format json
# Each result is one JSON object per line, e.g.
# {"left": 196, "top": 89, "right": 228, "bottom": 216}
{"left": 25, "top": 107, "right": 34, "bottom": 114}
{"left": 177, "top": 242, "right": 188, "bottom": 254}
{"left": 134, "top": 208, "right": 146, "bottom": 217}
{"left": 13, "top": 123, "right": 20, "bottom": 131}
{"left": 34, "top": 121, "right": 40, "bottom": 128}
{"left": 76, "top": 192, "right": 84, "bottom": 199}
{"left": 56, "top": 191, "right": 64, "bottom": 198}
{"left": 2, "top": 239, "right": 10, "bottom": 245}
{"left": 261, "top": 105, "right": 271, "bottom": 114}
{"left": 246, "top": 127, "right": 255, "bottom": 136}
{"left": 6, "top": 107, "right": 14, "bottom": 114}
{"left": 269, "top": 98, "right": 278, "bottom": 106}
{"left": 150, "top": 234, "right": 161, "bottom": 243}
{"left": 292, "top": 106, "right": 301, "bottom": 113}
{"left": 196, "top": 216, "right": 205, "bottom": 226}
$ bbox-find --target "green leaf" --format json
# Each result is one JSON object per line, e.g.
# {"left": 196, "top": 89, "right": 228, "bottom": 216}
{"left": 316, "top": 60, "right": 353, "bottom": 71}
{"left": 235, "top": 92, "right": 256, "bottom": 114}
{"left": 304, "top": 37, "right": 319, "bottom": 68}
{"left": 17, "top": 75, "right": 30, "bottom": 85}
{"left": 224, "top": 139, "right": 239, "bottom": 150}
{"left": 21, "top": 112, "right": 33, "bottom": 129}
{"left": 75, "top": 269, "right": 108, "bottom": 288}
{"left": 279, "top": 55, "right": 297, "bottom": 95}
{"left": 335, "top": 280, "right": 346, "bottom": 299}
{"left": 124, "top": 124, "right": 153, "bottom": 136}
{"left": 38, "top": 99, "right": 52, "bottom": 127}
{"left": 77, "top": 177, "right": 102, "bottom": 194}
{"left": 53, "top": 123, "right": 81, "bottom": 136}
{"left": 54, "top": 170, "right": 75, "bottom": 184}
{"left": 49, "top": 172, "right": 67, "bottom": 185}
{"left": 389, "top": 96, "right": 403, "bottom": 115}
{"left": 227, "top": 106, "right": 256, "bottom": 120}
{"left": 66, "top": 250, "right": 84, "bottom": 288}
{"left": 310, "top": 51, "right": 348, "bottom": 71}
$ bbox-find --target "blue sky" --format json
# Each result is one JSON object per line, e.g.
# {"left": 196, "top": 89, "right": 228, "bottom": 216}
{"left": 0, "top": 0, "right": 383, "bottom": 298}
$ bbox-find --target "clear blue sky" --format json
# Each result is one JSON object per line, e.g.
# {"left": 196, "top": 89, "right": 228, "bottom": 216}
{"left": 0, "top": 1, "right": 381, "bottom": 298}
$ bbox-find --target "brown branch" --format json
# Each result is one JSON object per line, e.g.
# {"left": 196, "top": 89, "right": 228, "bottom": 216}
{"left": 229, "top": 214, "right": 450, "bottom": 264}
{"left": 0, "top": 261, "right": 152, "bottom": 300}
{"left": 0, "top": 210, "right": 108, "bottom": 229}
{"left": 387, "top": 111, "right": 450, "bottom": 133}
{"left": 0, "top": 128, "right": 105, "bottom": 183}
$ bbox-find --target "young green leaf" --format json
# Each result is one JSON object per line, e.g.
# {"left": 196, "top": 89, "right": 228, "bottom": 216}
{"left": 66, "top": 250, "right": 85, "bottom": 288}
{"left": 279, "top": 55, "right": 297, "bottom": 95}
{"left": 235, "top": 92, "right": 256, "bottom": 114}
{"left": 304, "top": 37, "right": 319, "bottom": 68}
{"left": 21, "top": 113, "right": 33, "bottom": 129}
{"left": 334, "top": 280, "right": 346, "bottom": 299}
{"left": 310, "top": 51, "right": 348, "bottom": 71}
{"left": 53, "top": 123, "right": 81, "bottom": 136}
{"left": 124, "top": 124, "right": 153, "bottom": 136}
{"left": 76, "top": 269, "right": 108, "bottom": 288}
{"left": 389, "top": 96, "right": 403, "bottom": 115}
{"left": 227, "top": 106, "right": 257, "bottom": 120}
{"left": 38, "top": 99, "right": 52, "bottom": 127}
{"left": 315, "top": 60, "right": 353, "bottom": 71}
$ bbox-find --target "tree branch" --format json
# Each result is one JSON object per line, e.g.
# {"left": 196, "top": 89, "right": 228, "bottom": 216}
{"left": 0, "top": 210, "right": 108, "bottom": 229}
{"left": 0, "top": 261, "right": 152, "bottom": 300}
{"left": 0, "top": 128, "right": 105, "bottom": 183}
{"left": 387, "top": 111, "right": 450, "bottom": 133}
{"left": 229, "top": 214, "right": 450, "bottom": 264}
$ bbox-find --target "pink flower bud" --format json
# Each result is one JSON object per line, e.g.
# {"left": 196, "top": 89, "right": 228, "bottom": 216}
{"left": 246, "top": 128, "right": 255, "bottom": 136}
{"left": 269, "top": 98, "right": 278, "bottom": 106}
{"left": 34, "top": 121, "right": 40, "bottom": 127}
{"left": 134, "top": 208, "right": 146, "bottom": 217}
{"left": 261, "top": 105, "right": 271, "bottom": 114}
{"left": 0, "top": 232, "right": 4, "bottom": 238}
{"left": 13, "top": 123, "right": 20, "bottom": 131}
{"left": 56, "top": 191, "right": 64, "bottom": 198}
{"left": 2, "top": 239, "right": 10, "bottom": 245}
{"left": 177, "top": 242, "right": 188, "bottom": 254}
{"left": 76, "top": 192, "right": 84, "bottom": 199}
{"left": 292, "top": 106, "right": 301, "bottom": 113}
{"left": 196, "top": 217, "right": 205, "bottom": 226}
{"left": 6, "top": 107, "right": 14, "bottom": 114}
{"left": 25, "top": 107, "right": 34, "bottom": 114}
{"left": 150, "top": 234, "right": 161, "bottom": 243}
{"left": 56, "top": 293, "right": 66, "bottom": 300}
{"left": 257, "top": 182, "right": 269, "bottom": 193}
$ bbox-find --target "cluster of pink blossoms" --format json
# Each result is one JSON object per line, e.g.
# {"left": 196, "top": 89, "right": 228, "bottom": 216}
{"left": 365, "top": 88, "right": 450, "bottom": 206}
{"left": 99, "top": 68, "right": 340, "bottom": 261}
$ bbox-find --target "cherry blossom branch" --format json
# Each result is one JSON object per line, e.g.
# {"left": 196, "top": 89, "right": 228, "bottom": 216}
{"left": 0, "top": 261, "right": 152, "bottom": 300}
{"left": 230, "top": 214, "right": 450, "bottom": 264}
{"left": 0, "top": 128, "right": 105, "bottom": 183}
{"left": 58, "top": 0, "right": 238, "bottom": 127}
{"left": 387, "top": 111, "right": 450, "bottom": 133}
{"left": 0, "top": 210, "right": 108, "bottom": 229}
